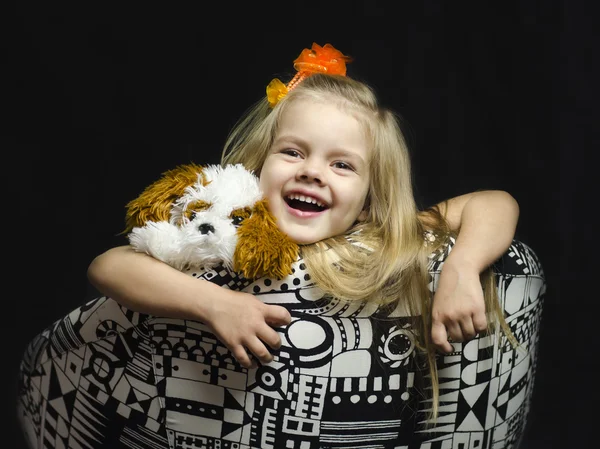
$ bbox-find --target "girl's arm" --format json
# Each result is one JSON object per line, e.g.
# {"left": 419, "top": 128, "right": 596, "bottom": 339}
{"left": 430, "top": 190, "right": 520, "bottom": 353}
{"left": 89, "top": 190, "right": 517, "bottom": 360}
{"left": 87, "top": 245, "right": 291, "bottom": 368}
{"left": 439, "top": 189, "right": 519, "bottom": 269}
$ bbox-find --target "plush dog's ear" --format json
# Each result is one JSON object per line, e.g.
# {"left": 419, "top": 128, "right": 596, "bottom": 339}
{"left": 234, "top": 199, "right": 299, "bottom": 279}
{"left": 123, "top": 163, "right": 205, "bottom": 234}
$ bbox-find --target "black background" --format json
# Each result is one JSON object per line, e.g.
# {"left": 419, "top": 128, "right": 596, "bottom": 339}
{"left": 5, "top": 1, "right": 594, "bottom": 448}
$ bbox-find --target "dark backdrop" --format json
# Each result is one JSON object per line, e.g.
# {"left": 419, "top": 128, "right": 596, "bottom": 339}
{"left": 5, "top": 1, "right": 594, "bottom": 448}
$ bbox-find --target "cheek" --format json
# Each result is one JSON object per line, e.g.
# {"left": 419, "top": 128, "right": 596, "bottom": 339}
{"left": 359, "top": 181, "right": 370, "bottom": 205}
{"left": 259, "top": 168, "right": 279, "bottom": 198}
{"left": 345, "top": 182, "right": 370, "bottom": 210}
{"left": 258, "top": 174, "right": 267, "bottom": 192}
{"left": 258, "top": 165, "right": 271, "bottom": 191}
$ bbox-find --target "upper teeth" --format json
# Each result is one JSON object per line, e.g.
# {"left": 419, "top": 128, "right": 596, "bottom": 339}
{"left": 287, "top": 194, "right": 324, "bottom": 207}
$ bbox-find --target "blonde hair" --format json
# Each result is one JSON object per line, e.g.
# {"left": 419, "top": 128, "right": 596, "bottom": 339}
{"left": 221, "top": 73, "right": 514, "bottom": 423}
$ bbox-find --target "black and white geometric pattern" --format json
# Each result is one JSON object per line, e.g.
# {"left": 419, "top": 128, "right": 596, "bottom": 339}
{"left": 17, "top": 239, "right": 545, "bottom": 448}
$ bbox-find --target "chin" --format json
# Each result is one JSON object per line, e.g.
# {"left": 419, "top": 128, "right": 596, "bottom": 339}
{"left": 293, "top": 237, "right": 321, "bottom": 245}
{"left": 285, "top": 228, "right": 333, "bottom": 246}
{"left": 284, "top": 233, "right": 319, "bottom": 246}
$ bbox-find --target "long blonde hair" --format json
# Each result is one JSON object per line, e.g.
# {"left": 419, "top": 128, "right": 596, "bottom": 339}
{"left": 221, "top": 73, "right": 514, "bottom": 423}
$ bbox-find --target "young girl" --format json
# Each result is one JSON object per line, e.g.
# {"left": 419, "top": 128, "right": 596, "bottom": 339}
{"left": 88, "top": 47, "right": 519, "bottom": 368}
{"left": 18, "top": 43, "right": 544, "bottom": 449}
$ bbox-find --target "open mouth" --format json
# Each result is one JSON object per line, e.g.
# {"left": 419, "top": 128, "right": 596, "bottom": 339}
{"left": 285, "top": 194, "right": 328, "bottom": 212}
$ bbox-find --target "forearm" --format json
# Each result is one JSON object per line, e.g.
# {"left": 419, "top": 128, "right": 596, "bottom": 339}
{"left": 444, "top": 190, "right": 519, "bottom": 272}
{"left": 87, "top": 245, "right": 221, "bottom": 321}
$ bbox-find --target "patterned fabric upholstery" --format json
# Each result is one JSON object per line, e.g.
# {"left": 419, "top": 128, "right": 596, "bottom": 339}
{"left": 17, "top": 239, "right": 545, "bottom": 449}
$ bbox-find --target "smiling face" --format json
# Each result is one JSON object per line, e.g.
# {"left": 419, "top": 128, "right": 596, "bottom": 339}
{"left": 259, "top": 99, "right": 371, "bottom": 245}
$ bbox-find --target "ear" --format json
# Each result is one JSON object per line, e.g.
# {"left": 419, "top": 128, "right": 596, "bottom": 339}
{"left": 123, "top": 163, "right": 204, "bottom": 234}
{"left": 234, "top": 199, "right": 299, "bottom": 279}
{"left": 357, "top": 209, "right": 368, "bottom": 222}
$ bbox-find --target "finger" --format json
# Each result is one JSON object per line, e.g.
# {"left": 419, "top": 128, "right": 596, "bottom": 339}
{"left": 257, "top": 325, "right": 282, "bottom": 350}
{"left": 435, "top": 339, "right": 453, "bottom": 354}
{"left": 264, "top": 305, "right": 291, "bottom": 327}
{"left": 246, "top": 337, "right": 274, "bottom": 365}
{"left": 459, "top": 318, "right": 477, "bottom": 341}
{"left": 231, "top": 345, "right": 253, "bottom": 369}
{"left": 431, "top": 321, "right": 453, "bottom": 353}
{"left": 472, "top": 311, "right": 488, "bottom": 333}
{"left": 445, "top": 322, "right": 464, "bottom": 343}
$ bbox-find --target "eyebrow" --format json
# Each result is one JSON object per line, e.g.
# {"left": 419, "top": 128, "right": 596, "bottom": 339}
{"left": 273, "top": 135, "right": 307, "bottom": 147}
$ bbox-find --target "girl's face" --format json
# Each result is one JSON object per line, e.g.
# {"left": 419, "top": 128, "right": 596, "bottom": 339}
{"left": 259, "top": 99, "right": 370, "bottom": 245}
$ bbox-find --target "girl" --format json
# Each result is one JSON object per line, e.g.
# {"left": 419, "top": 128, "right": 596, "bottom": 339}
{"left": 88, "top": 50, "right": 519, "bottom": 368}
{"left": 18, "top": 43, "right": 543, "bottom": 449}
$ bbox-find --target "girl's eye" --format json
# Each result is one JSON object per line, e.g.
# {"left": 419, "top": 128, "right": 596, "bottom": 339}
{"left": 333, "top": 161, "right": 354, "bottom": 171}
{"left": 281, "top": 149, "right": 301, "bottom": 157}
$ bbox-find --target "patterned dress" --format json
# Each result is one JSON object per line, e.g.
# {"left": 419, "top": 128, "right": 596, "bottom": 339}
{"left": 17, "top": 239, "right": 545, "bottom": 449}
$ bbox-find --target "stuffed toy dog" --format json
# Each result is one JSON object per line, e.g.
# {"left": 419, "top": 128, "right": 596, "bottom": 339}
{"left": 123, "top": 162, "right": 299, "bottom": 279}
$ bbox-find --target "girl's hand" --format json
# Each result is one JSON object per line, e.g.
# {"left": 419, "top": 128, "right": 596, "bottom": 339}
{"left": 431, "top": 258, "right": 488, "bottom": 353}
{"left": 203, "top": 289, "right": 291, "bottom": 368}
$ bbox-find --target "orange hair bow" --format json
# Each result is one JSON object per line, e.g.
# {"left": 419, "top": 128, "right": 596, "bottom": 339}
{"left": 266, "top": 43, "right": 352, "bottom": 107}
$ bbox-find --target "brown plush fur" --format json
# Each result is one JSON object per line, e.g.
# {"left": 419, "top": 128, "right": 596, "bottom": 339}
{"left": 123, "top": 163, "right": 299, "bottom": 280}
{"left": 234, "top": 199, "right": 298, "bottom": 279}
{"left": 124, "top": 163, "right": 206, "bottom": 233}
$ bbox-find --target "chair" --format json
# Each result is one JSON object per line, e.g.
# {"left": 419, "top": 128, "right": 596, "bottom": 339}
{"left": 17, "top": 239, "right": 545, "bottom": 449}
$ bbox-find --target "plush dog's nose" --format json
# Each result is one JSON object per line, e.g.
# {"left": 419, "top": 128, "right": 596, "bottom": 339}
{"left": 198, "top": 223, "right": 215, "bottom": 235}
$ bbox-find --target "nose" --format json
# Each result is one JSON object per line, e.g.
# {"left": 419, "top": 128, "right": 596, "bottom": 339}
{"left": 198, "top": 223, "right": 215, "bottom": 234}
{"left": 296, "top": 161, "right": 324, "bottom": 184}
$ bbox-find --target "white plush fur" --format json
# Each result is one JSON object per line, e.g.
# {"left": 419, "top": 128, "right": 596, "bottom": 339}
{"left": 128, "top": 164, "right": 263, "bottom": 271}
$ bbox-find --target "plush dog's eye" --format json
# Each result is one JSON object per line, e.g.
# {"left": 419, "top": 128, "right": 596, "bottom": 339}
{"left": 185, "top": 200, "right": 211, "bottom": 221}
{"left": 230, "top": 207, "right": 252, "bottom": 227}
